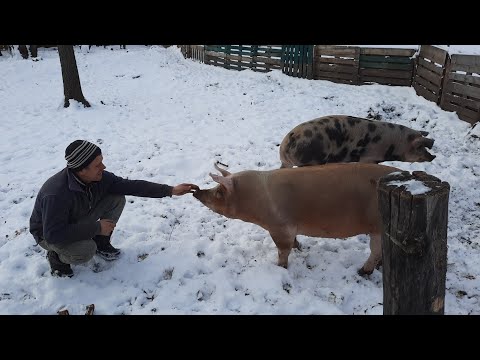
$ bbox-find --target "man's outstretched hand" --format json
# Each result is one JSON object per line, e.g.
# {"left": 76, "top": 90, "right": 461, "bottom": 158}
{"left": 172, "top": 183, "right": 200, "bottom": 196}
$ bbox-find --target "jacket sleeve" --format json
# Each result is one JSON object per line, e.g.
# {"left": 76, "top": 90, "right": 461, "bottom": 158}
{"left": 106, "top": 172, "right": 173, "bottom": 198}
{"left": 42, "top": 194, "right": 101, "bottom": 245}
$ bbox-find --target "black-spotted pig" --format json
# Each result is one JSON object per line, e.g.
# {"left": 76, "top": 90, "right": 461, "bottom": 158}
{"left": 279, "top": 115, "right": 435, "bottom": 168}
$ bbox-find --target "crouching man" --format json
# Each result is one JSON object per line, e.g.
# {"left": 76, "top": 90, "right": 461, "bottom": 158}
{"left": 29, "top": 139, "right": 199, "bottom": 278}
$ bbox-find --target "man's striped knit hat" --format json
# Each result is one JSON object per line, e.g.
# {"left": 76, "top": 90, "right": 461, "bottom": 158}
{"left": 65, "top": 140, "right": 102, "bottom": 171}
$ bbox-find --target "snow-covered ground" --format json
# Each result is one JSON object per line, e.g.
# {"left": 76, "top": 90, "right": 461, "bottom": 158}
{"left": 0, "top": 45, "right": 478, "bottom": 314}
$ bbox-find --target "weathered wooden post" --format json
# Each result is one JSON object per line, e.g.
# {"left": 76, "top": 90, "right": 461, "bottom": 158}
{"left": 378, "top": 170, "right": 450, "bottom": 315}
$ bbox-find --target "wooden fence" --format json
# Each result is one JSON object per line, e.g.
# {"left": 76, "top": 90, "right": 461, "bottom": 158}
{"left": 312, "top": 46, "right": 416, "bottom": 86}
{"left": 313, "top": 45, "right": 360, "bottom": 84}
{"left": 282, "top": 45, "right": 314, "bottom": 79}
{"left": 180, "top": 45, "right": 205, "bottom": 63}
{"left": 440, "top": 54, "right": 480, "bottom": 124}
{"left": 201, "top": 45, "right": 283, "bottom": 73}
{"left": 179, "top": 45, "right": 480, "bottom": 124}
{"left": 413, "top": 45, "right": 449, "bottom": 105}
{"left": 359, "top": 47, "right": 416, "bottom": 86}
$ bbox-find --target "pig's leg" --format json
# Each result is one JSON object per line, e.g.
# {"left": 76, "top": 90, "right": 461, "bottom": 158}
{"left": 293, "top": 237, "right": 302, "bottom": 251}
{"left": 358, "top": 233, "right": 382, "bottom": 276}
{"left": 269, "top": 228, "right": 296, "bottom": 268}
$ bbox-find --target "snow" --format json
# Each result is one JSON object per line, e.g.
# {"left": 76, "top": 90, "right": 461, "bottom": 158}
{"left": 0, "top": 45, "right": 479, "bottom": 315}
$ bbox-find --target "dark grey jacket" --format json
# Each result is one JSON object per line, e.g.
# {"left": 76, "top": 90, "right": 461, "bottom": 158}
{"left": 29, "top": 168, "right": 173, "bottom": 245}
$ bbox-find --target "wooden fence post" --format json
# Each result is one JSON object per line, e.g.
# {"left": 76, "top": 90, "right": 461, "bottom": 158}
{"left": 438, "top": 53, "right": 451, "bottom": 106}
{"left": 378, "top": 170, "right": 450, "bottom": 315}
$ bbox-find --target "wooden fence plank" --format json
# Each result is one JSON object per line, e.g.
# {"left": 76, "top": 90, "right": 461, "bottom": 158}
{"left": 361, "top": 76, "right": 412, "bottom": 86}
{"left": 441, "top": 93, "right": 480, "bottom": 111}
{"left": 316, "top": 56, "right": 357, "bottom": 65}
{"left": 415, "top": 66, "right": 443, "bottom": 86}
{"left": 302, "top": 46, "right": 309, "bottom": 78}
{"left": 305, "top": 45, "right": 313, "bottom": 79}
{"left": 315, "top": 63, "right": 358, "bottom": 74}
{"left": 315, "top": 70, "right": 358, "bottom": 81}
{"left": 253, "top": 57, "right": 282, "bottom": 66}
{"left": 449, "top": 63, "right": 480, "bottom": 74}
{"left": 360, "top": 48, "right": 416, "bottom": 57}
{"left": 316, "top": 76, "right": 357, "bottom": 84}
{"left": 285, "top": 45, "right": 293, "bottom": 76}
{"left": 414, "top": 82, "right": 439, "bottom": 103}
{"left": 447, "top": 72, "right": 480, "bottom": 86}
{"left": 441, "top": 102, "right": 480, "bottom": 124}
{"left": 315, "top": 48, "right": 359, "bottom": 57}
{"left": 205, "top": 45, "right": 229, "bottom": 53}
{"left": 451, "top": 54, "right": 480, "bottom": 67}
{"left": 205, "top": 50, "right": 229, "bottom": 58}
{"left": 359, "top": 62, "right": 413, "bottom": 70}
{"left": 419, "top": 45, "right": 448, "bottom": 65}
{"left": 360, "top": 68, "right": 414, "bottom": 79}
{"left": 360, "top": 55, "right": 413, "bottom": 64}
{"left": 257, "top": 48, "right": 283, "bottom": 57}
{"left": 293, "top": 46, "right": 300, "bottom": 77}
{"left": 444, "top": 81, "right": 480, "bottom": 99}
{"left": 414, "top": 75, "right": 441, "bottom": 94}
{"left": 189, "top": 45, "right": 204, "bottom": 62}
{"left": 417, "top": 58, "right": 444, "bottom": 75}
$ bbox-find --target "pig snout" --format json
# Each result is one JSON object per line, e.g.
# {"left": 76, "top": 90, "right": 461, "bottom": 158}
{"left": 192, "top": 189, "right": 202, "bottom": 200}
{"left": 192, "top": 189, "right": 211, "bottom": 205}
{"left": 419, "top": 138, "right": 435, "bottom": 161}
{"left": 414, "top": 147, "right": 436, "bottom": 162}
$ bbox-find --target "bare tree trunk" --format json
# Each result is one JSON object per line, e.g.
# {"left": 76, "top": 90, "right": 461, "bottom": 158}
{"left": 29, "top": 45, "right": 38, "bottom": 58}
{"left": 18, "top": 45, "right": 29, "bottom": 59}
{"left": 58, "top": 45, "right": 90, "bottom": 108}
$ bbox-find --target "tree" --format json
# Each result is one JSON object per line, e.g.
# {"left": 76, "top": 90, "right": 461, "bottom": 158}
{"left": 18, "top": 45, "right": 29, "bottom": 59}
{"left": 29, "top": 45, "right": 38, "bottom": 58}
{"left": 58, "top": 45, "right": 90, "bottom": 108}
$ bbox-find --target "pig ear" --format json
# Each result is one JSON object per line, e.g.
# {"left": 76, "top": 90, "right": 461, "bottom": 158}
{"left": 209, "top": 173, "right": 234, "bottom": 192}
{"left": 214, "top": 162, "right": 231, "bottom": 177}
{"left": 413, "top": 137, "right": 434, "bottom": 149}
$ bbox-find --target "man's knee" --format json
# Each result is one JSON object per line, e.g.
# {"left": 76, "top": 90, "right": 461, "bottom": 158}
{"left": 57, "top": 240, "right": 97, "bottom": 265}
{"left": 107, "top": 194, "right": 126, "bottom": 214}
{"left": 94, "top": 194, "right": 126, "bottom": 221}
{"left": 38, "top": 240, "right": 49, "bottom": 251}
{"left": 113, "top": 194, "right": 126, "bottom": 209}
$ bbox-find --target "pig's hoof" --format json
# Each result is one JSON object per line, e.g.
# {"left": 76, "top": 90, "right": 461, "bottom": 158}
{"left": 357, "top": 267, "right": 373, "bottom": 277}
{"left": 293, "top": 240, "right": 302, "bottom": 251}
{"left": 278, "top": 263, "right": 288, "bottom": 269}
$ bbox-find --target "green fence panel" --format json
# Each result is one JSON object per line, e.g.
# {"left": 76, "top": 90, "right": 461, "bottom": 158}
{"left": 281, "top": 45, "right": 314, "bottom": 79}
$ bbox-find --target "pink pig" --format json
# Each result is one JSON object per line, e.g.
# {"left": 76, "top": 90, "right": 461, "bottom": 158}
{"left": 193, "top": 162, "right": 400, "bottom": 274}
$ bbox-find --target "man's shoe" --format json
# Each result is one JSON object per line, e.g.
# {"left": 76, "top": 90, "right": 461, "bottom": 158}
{"left": 94, "top": 235, "right": 121, "bottom": 261}
{"left": 47, "top": 251, "right": 73, "bottom": 278}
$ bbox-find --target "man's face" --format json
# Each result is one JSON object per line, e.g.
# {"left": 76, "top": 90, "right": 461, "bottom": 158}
{"left": 77, "top": 155, "right": 106, "bottom": 183}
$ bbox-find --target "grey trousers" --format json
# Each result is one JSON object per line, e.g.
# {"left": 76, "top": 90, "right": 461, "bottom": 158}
{"left": 39, "top": 194, "right": 126, "bottom": 265}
